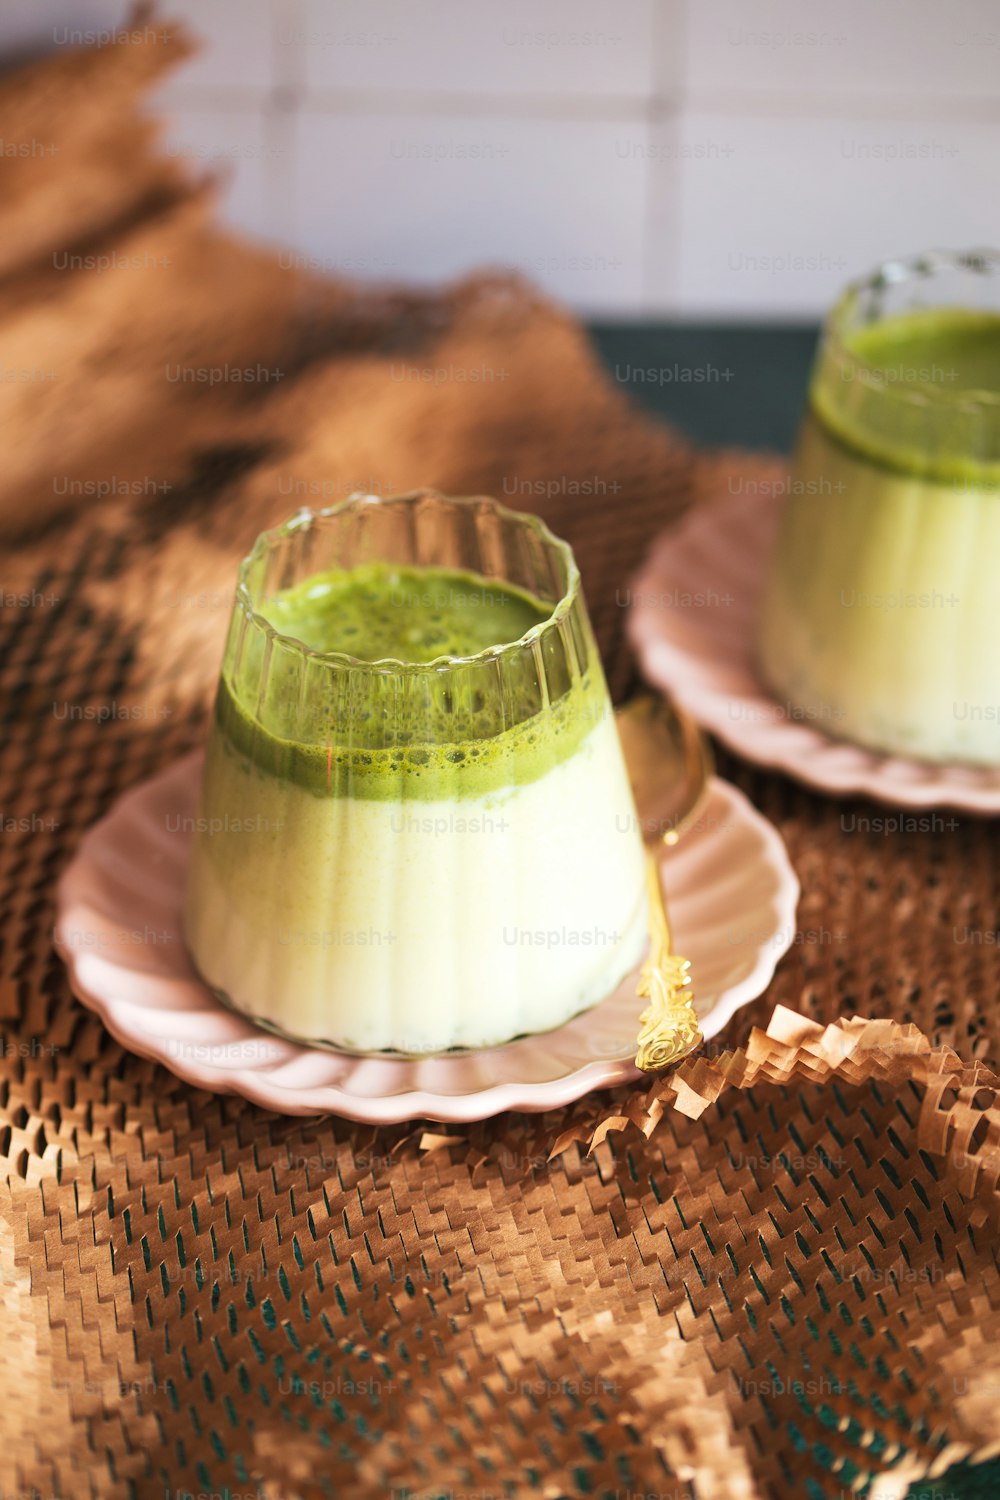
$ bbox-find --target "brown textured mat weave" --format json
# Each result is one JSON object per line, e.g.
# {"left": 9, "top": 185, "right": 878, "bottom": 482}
{"left": 2, "top": 25, "right": 1000, "bottom": 1500}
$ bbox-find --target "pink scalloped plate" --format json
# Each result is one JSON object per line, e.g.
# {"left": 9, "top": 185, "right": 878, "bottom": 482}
{"left": 54, "top": 748, "right": 798, "bottom": 1123}
{"left": 628, "top": 485, "right": 1000, "bottom": 813}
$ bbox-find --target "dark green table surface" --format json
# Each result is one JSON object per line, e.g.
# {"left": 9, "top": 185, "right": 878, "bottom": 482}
{"left": 588, "top": 321, "right": 820, "bottom": 453}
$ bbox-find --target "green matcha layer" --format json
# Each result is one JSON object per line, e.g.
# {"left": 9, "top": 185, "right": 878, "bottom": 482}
{"left": 216, "top": 562, "right": 608, "bottom": 800}
{"left": 814, "top": 307, "right": 1000, "bottom": 483}
{"left": 849, "top": 307, "right": 1000, "bottom": 393}
{"left": 264, "top": 562, "right": 551, "bottom": 662}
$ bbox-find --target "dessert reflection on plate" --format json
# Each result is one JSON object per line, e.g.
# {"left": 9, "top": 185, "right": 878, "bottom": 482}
{"left": 184, "top": 491, "right": 649, "bottom": 1056}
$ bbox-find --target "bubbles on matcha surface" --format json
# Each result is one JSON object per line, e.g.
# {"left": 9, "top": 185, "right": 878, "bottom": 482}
{"left": 261, "top": 562, "right": 552, "bottom": 664}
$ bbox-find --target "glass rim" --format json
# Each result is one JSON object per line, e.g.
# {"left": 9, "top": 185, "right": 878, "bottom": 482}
{"left": 234, "top": 489, "right": 582, "bottom": 675}
{"left": 824, "top": 246, "right": 1000, "bottom": 413}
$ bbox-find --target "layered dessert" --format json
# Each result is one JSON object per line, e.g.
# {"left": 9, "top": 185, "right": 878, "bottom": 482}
{"left": 759, "top": 252, "right": 1000, "bottom": 764}
{"left": 184, "top": 494, "right": 648, "bottom": 1053}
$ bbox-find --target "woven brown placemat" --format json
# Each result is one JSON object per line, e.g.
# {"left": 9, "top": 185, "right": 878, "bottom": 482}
{"left": 1, "top": 26, "right": 999, "bottom": 1500}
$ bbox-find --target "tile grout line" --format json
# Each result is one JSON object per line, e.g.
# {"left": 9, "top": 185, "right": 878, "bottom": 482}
{"left": 149, "top": 80, "right": 1000, "bottom": 126}
{"left": 641, "top": 0, "right": 687, "bottom": 315}
{"left": 272, "top": 0, "right": 306, "bottom": 101}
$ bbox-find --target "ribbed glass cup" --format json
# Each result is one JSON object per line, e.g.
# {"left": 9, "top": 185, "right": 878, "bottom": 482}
{"left": 184, "top": 490, "right": 648, "bottom": 1053}
{"left": 758, "top": 249, "right": 1000, "bottom": 764}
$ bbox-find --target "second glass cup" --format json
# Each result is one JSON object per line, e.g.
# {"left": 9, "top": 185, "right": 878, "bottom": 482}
{"left": 758, "top": 249, "right": 1000, "bottom": 765}
{"left": 184, "top": 490, "right": 649, "bottom": 1054}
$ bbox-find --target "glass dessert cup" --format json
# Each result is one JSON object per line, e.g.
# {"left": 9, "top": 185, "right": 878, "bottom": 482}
{"left": 758, "top": 249, "right": 1000, "bottom": 765}
{"left": 184, "top": 491, "right": 649, "bottom": 1055}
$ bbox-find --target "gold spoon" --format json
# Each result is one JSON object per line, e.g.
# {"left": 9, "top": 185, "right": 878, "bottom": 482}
{"left": 616, "top": 694, "right": 713, "bottom": 1073}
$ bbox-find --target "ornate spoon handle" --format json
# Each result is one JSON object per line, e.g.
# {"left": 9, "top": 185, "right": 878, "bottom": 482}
{"left": 634, "top": 850, "right": 703, "bottom": 1073}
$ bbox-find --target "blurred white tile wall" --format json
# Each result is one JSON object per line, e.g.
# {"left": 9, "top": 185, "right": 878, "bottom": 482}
{"left": 7, "top": 0, "right": 1000, "bottom": 318}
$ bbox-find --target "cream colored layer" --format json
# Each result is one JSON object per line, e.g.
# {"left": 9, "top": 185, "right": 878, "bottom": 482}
{"left": 759, "top": 415, "right": 1000, "bottom": 765}
{"left": 184, "top": 712, "right": 648, "bottom": 1052}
